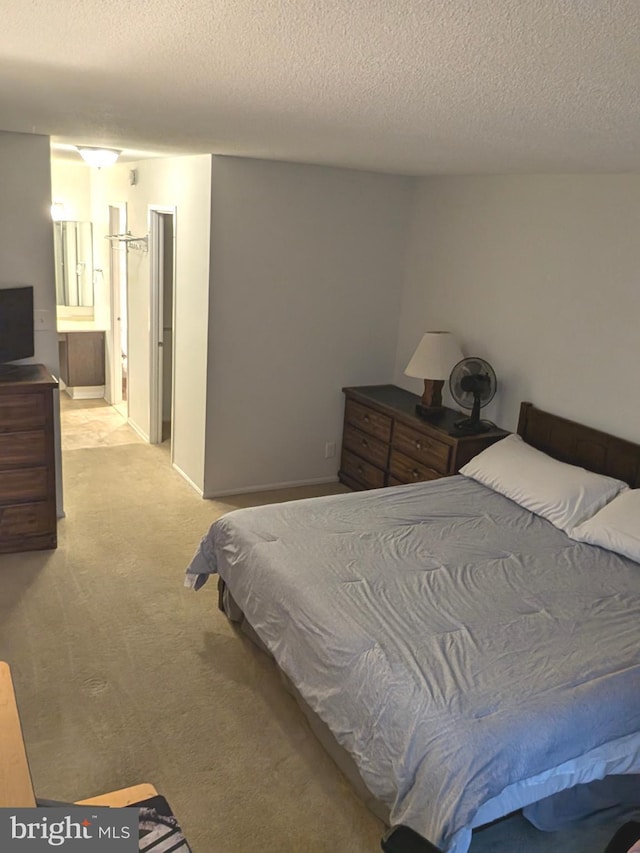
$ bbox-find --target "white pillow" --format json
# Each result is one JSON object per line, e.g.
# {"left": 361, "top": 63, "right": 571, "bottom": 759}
{"left": 460, "top": 434, "right": 628, "bottom": 532}
{"left": 569, "top": 489, "right": 640, "bottom": 562}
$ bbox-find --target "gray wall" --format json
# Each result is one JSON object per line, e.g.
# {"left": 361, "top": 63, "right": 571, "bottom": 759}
{"left": 0, "top": 132, "right": 58, "bottom": 371}
{"left": 204, "top": 156, "right": 413, "bottom": 496}
{"left": 395, "top": 174, "right": 640, "bottom": 441}
{"left": 0, "top": 131, "right": 62, "bottom": 511}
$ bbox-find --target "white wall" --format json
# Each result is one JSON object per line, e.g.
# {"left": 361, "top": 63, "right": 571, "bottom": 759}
{"left": 51, "top": 159, "right": 102, "bottom": 322}
{"left": 50, "top": 159, "right": 92, "bottom": 221}
{"left": 99, "top": 155, "right": 212, "bottom": 490}
{"left": 50, "top": 159, "right": 112, "bottom": 328}
{"left": 395, "top": 175, "right": 640, "bottom": 441}
{"left": 204, "top": 156, "right": 413, "bottom": 496}
{"left": 0, "top": 131, "right": 62, "bottom": 510}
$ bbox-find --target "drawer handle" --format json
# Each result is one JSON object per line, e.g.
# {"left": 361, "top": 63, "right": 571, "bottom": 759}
{"left": 363, "top": 415, "right": 370, "bottom": 423}
{"left": 415, "top": 440, "right": 422, "bottom": 450}
{"left": 357, "top": 465, "right": 364, "bottom": 474}
{"left": 361, "top": 438, "right": 368, "bottom": 447}
{"left": 412, "top": 469, "right": 420, "bottom": 479}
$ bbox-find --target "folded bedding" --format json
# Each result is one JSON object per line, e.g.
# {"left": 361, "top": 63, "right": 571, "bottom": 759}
{"left": 186, "top": 476, "right": 640, "bottom": 852}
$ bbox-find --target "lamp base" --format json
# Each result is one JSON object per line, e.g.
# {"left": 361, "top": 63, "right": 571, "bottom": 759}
{"left": 418, "top": 378, "right": 444, "bottom": 412}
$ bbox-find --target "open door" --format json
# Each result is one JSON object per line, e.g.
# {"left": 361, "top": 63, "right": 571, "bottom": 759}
{"left": 149, "top": 207, "right": 176, "bottom": 450}
{"left": 108, "top": 203, "right": 128, "bottom": 416}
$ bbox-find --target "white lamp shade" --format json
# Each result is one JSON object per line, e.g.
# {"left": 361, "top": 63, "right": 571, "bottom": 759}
{"left": 404, "top": 331, "right": 463, "bottom": 380}
{"left": 76, "top": 147, "right": 121, "bottom": 168}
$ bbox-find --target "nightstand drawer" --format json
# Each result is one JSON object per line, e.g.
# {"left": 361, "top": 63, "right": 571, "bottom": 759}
{"left": 345, "top": 400, "right": 392, "bottom": 443}
{"left": 392, "top": 422, "right": 451, "bottom": 474}
{"left": 0, "top": 468, "right": 49, "bottom": 505}
{"left": 389, "top": 449, "right": 442, "bottom": 485}
{"left": 343, "top": 423, "right": 389, "bottom": 470}
{"left": 0, "top": 431, "right": 47, "bottom": 468}
{"left": 0, "top": 394, "right": 47, "bottom": 431}
{"left": 341, "top": 449, "right": 386, "bottom": 490}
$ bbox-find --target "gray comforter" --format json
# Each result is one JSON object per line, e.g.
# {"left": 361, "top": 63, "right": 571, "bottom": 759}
{"left": 186, "top": 476, "right": 640, "bottom": 851}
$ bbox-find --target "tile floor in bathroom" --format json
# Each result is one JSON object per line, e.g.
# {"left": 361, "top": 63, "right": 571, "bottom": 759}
{"left": 59, "top": 393, "right": 143, "bottom": 451}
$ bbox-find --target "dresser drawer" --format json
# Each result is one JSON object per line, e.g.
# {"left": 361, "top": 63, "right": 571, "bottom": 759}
{"left": 0, "top": 501, "right": 54, "bottom": 539}
{"left": 343, "top": 423, "right": 389, "bottom": 470}
{"left": 0, "top": 393, "right": 47, "bottom": 431}
{"left": 0, "top": 431, "right": 48, "bottom": 468}
{"left": 0, "top": 467, "right": 49, "bottom": 505}
{"left": 389, "top": 449, "right": 442, "bottom": 485}
{"left": 345, "top": 400, "right": 392, "bottom": 443}
{"left": 392, "top": 422, "right": 451, "bottom": 474}
{"left": 340, "top": 449, "right": 386, "bottom": 490}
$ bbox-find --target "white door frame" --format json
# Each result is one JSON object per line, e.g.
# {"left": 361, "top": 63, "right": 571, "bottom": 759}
{"left": 149, "top": 206, "right": 177, "bottom": 449}
{"left": 108, "top": 203, "right": 128, "bottom": 410}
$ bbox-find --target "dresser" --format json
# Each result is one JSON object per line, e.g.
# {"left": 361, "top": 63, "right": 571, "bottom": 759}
{"left": 339, "top": 385, "right": 508, "bottom": 491}
{"left": 0, "top": 364, "right": 58, "bottom": 553}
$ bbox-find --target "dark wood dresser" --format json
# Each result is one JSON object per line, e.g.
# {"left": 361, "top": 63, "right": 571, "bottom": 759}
{"left": 339, "top": 384, "right": 508, "bottom": 491}
{"left": 0, "top": 364, "right": 58, "bottom": 553}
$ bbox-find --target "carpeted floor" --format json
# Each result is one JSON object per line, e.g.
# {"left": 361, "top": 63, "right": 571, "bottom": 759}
{"left": 0, "top": 399, "right": 636, "bottom": 852}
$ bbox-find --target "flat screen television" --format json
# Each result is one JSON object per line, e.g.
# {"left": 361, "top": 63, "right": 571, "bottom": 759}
{"left": 0, "top": 286, "right": 35, "bottom": 364}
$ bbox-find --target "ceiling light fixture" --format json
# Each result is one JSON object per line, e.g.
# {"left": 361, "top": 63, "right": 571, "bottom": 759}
{"left": 75, "top": 146, "right": 121, "bottom": 168}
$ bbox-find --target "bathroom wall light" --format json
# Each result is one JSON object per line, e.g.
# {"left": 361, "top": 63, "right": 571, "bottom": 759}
{"left": 50, "top": 200, "right": 67, "bottom": 221}
{"left": 76, "top": 146, "right": 121, "bottom": 168}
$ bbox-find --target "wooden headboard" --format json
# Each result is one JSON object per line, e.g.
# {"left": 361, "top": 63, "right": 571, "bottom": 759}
{"left": 517, "top": 402, "right": 640, "bottom": 488}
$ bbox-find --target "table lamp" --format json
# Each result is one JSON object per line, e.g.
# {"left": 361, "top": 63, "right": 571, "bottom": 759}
{"left": 404, "top": 331, "right": 463, "bottom": 417}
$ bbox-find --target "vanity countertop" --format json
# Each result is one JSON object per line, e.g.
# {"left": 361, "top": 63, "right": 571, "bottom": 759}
{"left": 57, "top": 319, "right": 108, "bottom": 333}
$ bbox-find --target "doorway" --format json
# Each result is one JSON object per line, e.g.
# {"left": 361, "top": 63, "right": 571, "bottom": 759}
{"left": 149, "top": 208, "right": 176, "bottom": 450}
{"left": 108, "top": 203, "right": 129, "bottom": 418}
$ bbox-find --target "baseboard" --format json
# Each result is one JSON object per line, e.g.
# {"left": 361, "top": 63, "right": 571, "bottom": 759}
{"left": 203, "top": 476, "right": 339, "bottom": 500}
{"left": 65, "top": 385, "right": 105, "bottom": 400}
{"left": 172, "top": 463, "right": 204, "bottom": 497}
{"left": 127, "top": 418, "right": 149, "bottom": 443}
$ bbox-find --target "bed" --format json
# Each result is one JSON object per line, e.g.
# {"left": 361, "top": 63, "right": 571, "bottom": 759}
{"left": 185, "top": 402, "right": 640, "bottom": 852}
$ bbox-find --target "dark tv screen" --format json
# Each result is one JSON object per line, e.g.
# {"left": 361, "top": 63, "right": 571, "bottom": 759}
{"left": 0, "top": 286, "right": 35, "bottom": 363}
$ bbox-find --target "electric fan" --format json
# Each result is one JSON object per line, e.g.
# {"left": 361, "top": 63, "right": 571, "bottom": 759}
{"left": 449, "top": 357, "right": 497, "bottom": 434}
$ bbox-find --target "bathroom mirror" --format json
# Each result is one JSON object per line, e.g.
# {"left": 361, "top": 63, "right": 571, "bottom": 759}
{"left": 53, "top": 220, "right": 94, "bottom": 308}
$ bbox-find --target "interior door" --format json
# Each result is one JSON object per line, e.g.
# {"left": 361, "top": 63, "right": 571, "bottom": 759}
{"left": 108, "top": 204, "right": 128, "bottom": 413}
{"left": 149, "top": 208, "right": 175, "bottom": 448}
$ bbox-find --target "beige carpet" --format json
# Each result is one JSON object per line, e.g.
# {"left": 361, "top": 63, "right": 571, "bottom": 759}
{"left": 0, "top": 401, "right": 635, "bottom": 852}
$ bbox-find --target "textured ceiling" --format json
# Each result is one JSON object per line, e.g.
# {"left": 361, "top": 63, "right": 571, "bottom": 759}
{"left": 2, "top": 0, "right": 640, "bottom": 174}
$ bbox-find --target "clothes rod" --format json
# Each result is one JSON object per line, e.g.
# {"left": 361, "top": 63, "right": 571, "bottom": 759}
{"left": 105, "top": 232, "right": 147, "bottom": 241}
{"left": 105, "top": 232, "right": 149, "bottom": 251}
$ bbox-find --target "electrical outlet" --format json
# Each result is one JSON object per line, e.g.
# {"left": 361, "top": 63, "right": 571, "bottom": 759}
{"left": 34, "top": 310, "right": 52, "bottom": 331}
{"left": 324, "top": 441, "right": 336, "bottom": 458}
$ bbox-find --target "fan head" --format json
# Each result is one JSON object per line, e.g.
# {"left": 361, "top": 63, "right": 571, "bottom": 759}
{"left": 449, "top": 357, "right": 497, "bottom": 411}
{"left": 449, "top": 358, "right": 497, "bottom": 434}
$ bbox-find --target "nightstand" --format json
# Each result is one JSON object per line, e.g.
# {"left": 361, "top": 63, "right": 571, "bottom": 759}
{"left": 339, "top": 384, "right": 508, "bottom": 491}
